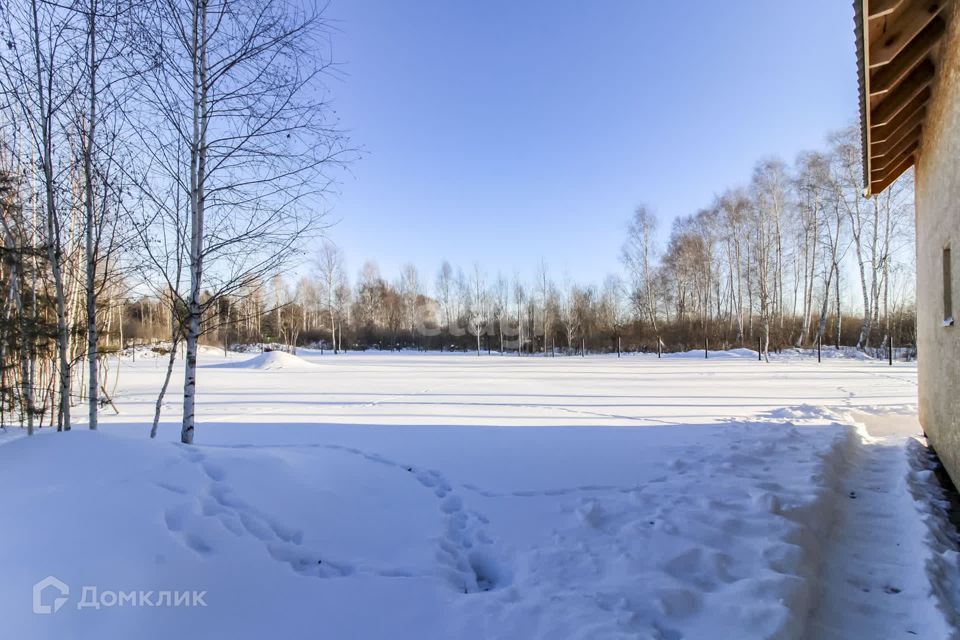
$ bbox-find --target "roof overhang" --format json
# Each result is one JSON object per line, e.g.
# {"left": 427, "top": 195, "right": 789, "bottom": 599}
{"left": 855, "top": 0, "right": 951, "bottom": 196}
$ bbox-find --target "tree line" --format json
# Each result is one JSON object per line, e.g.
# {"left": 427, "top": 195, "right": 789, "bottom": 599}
{"left": 123, "top": 123, "right": 916, "bottom": 363}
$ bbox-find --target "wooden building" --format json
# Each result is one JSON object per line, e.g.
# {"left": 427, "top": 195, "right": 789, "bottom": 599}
{"left": 854, "top": 0, "right": 959, "bottom": 482}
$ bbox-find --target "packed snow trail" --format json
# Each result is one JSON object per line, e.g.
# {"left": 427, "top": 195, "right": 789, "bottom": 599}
{"left": 807, "top": 414, "right": 956, "bottom": 639}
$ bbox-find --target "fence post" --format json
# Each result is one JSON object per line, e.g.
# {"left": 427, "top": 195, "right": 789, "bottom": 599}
{"left": 758, "top": 337, "right": 762, "bottom": 361}
{"left": 889, "top": 335, "right": 893, "bottom": 366}
{"left": 704, "top": 336, "right": 708, "bottom": 359}
{"left": 657, "top": 338, "right": 662, "bottom": 359}
{"left": 817, "top": 335, "right": 821, "bottom": 363}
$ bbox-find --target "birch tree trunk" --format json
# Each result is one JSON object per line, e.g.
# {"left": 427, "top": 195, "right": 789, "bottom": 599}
{"left": 0, "top": 214, "right": 33, "bottom": 433}
{"left": 83, "top": 0, "right": 99, "bottom": 430}
{"left": 29, "top": 0, "right": 72, "bottom": 431}
{"left": 151, "top": 326, "right": 180, "bottom": 439}
{"left": 182, "top": 0, "right": 208, "bottom": 445}
{"left": 835, "top": 266, "right": 842, "bottom": 349}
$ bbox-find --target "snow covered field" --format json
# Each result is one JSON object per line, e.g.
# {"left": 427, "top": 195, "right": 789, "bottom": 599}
{"left": 2, "top": 351, "right": 957, "bottom": 639}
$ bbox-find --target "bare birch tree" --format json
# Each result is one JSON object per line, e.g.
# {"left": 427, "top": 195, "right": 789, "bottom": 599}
{"left": 315, "top": 240, "right": 345, "bottom": 353}
{"left": 622, "top": 205, "right": 660, "bottom": 338}
{"left": 1, "top": 0, "right": 82, "bottom": 429}
{"left": 134, "top": 0, "right": 348, "bottom": 443}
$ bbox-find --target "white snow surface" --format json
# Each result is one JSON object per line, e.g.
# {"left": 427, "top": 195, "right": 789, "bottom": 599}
{"left": 202, "top": 349, "right": 321, "bottom": 371}
{"left": 1, "top": 351, "right": 956, "bottom": 639}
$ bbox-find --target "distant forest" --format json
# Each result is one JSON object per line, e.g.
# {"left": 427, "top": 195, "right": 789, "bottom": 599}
{"left": 122, "top": 127, "right": 916, "bottom": 358}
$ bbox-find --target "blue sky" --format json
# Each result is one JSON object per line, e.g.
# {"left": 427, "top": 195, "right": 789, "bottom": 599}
{"left": 322, "top": 1, "right": 858, "bottom": 287}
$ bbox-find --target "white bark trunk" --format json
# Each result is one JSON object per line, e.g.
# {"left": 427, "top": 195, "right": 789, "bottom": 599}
{"left": 182, "top": 0, "right": 208, "bottom": 445}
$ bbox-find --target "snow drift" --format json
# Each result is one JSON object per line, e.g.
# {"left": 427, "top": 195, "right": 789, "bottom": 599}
{"left": 665, "top": 347, "right": 759, "bottom": 359}
{"left": 203, "top": 350, "right": 319, "bottom": 371}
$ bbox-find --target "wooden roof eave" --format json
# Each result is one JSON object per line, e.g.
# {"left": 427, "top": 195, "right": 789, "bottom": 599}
{"left": 856, "top": 0, "right": 872, "bottom": 196}
{"left": 855, "top": 0, "right": 948, "bottom": 196}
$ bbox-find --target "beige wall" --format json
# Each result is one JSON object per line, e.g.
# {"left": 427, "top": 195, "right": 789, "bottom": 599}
{"left": 915, "top": 6, "right": 960, "bottom": 486}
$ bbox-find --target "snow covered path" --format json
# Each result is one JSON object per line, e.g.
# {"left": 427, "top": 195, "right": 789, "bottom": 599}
{"left": 809, "top": 414, "right": 959, "bottom": 640}
{"left": 2, "top": 351, "right": 957, "bottom": 639}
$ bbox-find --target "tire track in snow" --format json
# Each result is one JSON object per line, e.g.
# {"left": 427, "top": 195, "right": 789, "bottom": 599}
{"left": 551, "top": 404, "right": 680, "bottom": 426}
{"left": 361, "top": 387, "right": 432, "bottom": 408}
{"left": 360, "top": 380, "right": 459, "bottom": 408}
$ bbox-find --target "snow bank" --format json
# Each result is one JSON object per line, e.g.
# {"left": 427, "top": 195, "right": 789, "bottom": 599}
{"left": 203, "top": 350, "right": 319, "bottom": 371}
{"left": 198, "top": 345, "right": 230, "bottom": 356}
{"left": 774, "top": 346, "right": 875, "bottom": 361}
{"left": 665, "top": 347, "right": 759, "bottom": 359}
{"left": 0, "top": 426, "right": 26, "bottom": 446}
{"left": 663, "top": 346, "right": 883, "bottom": 362}
{"left": 905, "top": 440, "right": 960, "bottom": 634}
